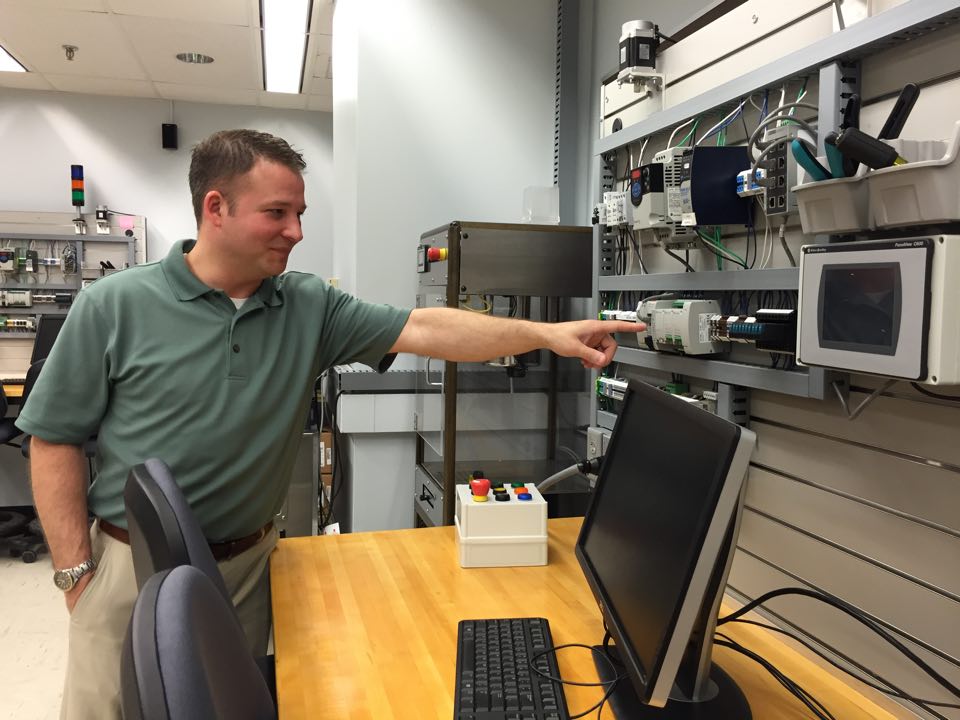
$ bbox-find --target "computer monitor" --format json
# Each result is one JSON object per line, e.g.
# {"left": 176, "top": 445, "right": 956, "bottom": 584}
{"left": 575, "top": 379, "right": 756, "bottom": 718}
{"left": 31, "top": 314, "right": 66, "bottom": 364}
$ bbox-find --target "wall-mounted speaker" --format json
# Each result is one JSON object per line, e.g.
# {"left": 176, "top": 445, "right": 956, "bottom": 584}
{"left": 162, "top": 123, "right": 178, "bottom": 150}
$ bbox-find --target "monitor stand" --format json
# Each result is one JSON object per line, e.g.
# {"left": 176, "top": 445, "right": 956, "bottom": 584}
{"left": 592, "top": 644, "right": 751, "bottom": 719}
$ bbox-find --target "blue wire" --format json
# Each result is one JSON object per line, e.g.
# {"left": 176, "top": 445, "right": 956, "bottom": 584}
{"left": 700, "top": 105, "right": 744, "bottom": 142}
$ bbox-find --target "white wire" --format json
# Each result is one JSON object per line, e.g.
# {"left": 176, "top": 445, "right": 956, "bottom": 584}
{"left": 666, "top": 116, "right": 698, "bottom": 149}
{"left": 755, "top": 197, "right": 772, "bottom": 269}
{"left": 697, "top": 100, "right": 746, "bottom": 146}
{"left": 638, "top": 137, "right": 650, "bottom": 166}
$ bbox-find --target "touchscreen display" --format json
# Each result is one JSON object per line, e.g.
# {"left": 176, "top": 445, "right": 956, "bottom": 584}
{"left": 821, "top": 264, "right": 899, "bottom": 351}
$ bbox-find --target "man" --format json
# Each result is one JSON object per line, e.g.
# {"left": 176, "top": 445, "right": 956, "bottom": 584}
{"left": 16, "top": 129, "right": 640, "bottom": 719}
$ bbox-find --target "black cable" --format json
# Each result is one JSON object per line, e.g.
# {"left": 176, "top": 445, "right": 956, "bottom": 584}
{"left": 715, "top": 633, "right": 836, "bottom": 720}
{"left": 697, "top": 233, "right": 747, "bottom": 270}
{"left": 529, "top": 642, "right": 623, "bottom": 719}
{"left": 746, "top": 224, "right": 757, "bottom": 270}
{"left": 911, "top": 382, "right": 960, "bottom": 402}
{"left": 727, "top": 618, "right": 960, "bottom": 713}
{"left": 656, "top": 30, "right": 679, "bottom": 46}
{"left": 664, "top": 247, "right": 695, "bottom": 272}
{"left": 626, "top": 229, "right": 647, "bottom": 274}
{"left": 317, "top": 386, "right": 345, "bottom": 529}
{"left": 719, "top": 587, "right": 960, "bottom": 699}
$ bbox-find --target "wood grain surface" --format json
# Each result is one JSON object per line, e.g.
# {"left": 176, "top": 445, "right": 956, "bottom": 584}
{"left": 271, "top": 518, "right": 904, "bottom": 720}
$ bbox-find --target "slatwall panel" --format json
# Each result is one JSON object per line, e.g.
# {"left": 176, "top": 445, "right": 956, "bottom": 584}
{"left": 717, "top": 19, "right": 960, "bottom": 714}
{"left": 727, "top": 382, "right": 960, "bottom": 719}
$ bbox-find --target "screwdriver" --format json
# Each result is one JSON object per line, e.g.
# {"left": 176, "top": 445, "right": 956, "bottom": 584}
{"left": 835, "top": 127, "right": 907, "bottom": 169}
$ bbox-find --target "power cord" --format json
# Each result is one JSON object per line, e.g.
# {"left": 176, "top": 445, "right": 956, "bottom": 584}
{"left": 726, "top": 617, "right": 960, "bottom": 714}
{"left": 911, "top": 382, "right": 960, "bottom": 403}
{"left": 714, "top": 632, "right": 837, "bottom": 720}
{"left": 719, "top": 587, "right": 960, "bottom": 700}
{"left": 528, "top": 635, "right": 623, "bottom": 719}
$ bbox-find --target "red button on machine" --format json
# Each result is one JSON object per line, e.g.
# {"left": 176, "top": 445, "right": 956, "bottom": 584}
{"left": 469, "top": 478, "right": 491, "bottom": 496}
{"left": 426, "top": 247, "right": 448, "bottom": 262}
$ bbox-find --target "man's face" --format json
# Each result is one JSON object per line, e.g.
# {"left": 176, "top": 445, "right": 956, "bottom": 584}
{"left": 217, "top": 158, "right": 307, "bottom": 278}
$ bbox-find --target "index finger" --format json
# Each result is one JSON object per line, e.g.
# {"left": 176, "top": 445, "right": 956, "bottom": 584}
{"left": 601, "top": 321, "right": 647, "bottom": 334}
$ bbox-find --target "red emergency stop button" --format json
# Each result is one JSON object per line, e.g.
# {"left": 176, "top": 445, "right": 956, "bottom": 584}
{"left": 427, "top": 247, "right": 448, "bottom": 262}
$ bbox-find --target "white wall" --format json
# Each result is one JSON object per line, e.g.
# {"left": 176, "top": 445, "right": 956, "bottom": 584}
{"left": 574, "top": 0, "right": 714, "bottom": 224}
{"left": 333, "top": 0, "right": 559, "bottom": 308}
{"left": 0, "top": 89, "right": 334, "bottom": 275}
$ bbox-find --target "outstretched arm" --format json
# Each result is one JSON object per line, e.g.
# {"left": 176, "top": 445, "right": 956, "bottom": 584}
{"left": 389, "top": 307, "right": 644, "bottom": 370}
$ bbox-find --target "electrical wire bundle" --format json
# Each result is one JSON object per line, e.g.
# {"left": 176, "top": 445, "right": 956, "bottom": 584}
{"left": 719, "top": 587, "right": 960, "bottom": 718}
{"left": 61, "top": 242, "right": 78, "bottom": 274}
{"left": 313, "top": 373, "right": 345, "bottom": 532}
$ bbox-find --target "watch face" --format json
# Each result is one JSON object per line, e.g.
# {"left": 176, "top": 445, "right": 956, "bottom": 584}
{"left": 54, "top": 570, "right": 75, "bottom": 591}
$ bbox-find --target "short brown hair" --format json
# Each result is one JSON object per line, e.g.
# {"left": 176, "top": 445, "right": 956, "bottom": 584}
{"left": 189, "top": 129, "right": 307, "bottom": 225}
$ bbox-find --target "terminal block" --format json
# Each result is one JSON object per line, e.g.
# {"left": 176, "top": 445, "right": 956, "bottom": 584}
{"left": 709, "top": 308, "right": 796, "bottom": 354}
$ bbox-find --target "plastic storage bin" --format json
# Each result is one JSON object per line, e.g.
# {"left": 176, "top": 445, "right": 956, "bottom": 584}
{"left": 794, "top": 173, "right": 871, "bottom": 234}
{"left": 868, "top": 121, "right": 960, "bottom": 228}
{"left": 454, "top": 483, "right": 548, "bottom": 568}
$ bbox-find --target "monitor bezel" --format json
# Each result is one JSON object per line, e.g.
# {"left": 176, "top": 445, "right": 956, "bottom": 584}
{"left": 574, "top": 379, "right": 755, "bottom": 707}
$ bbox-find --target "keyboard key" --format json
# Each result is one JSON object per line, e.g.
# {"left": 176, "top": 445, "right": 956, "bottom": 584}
{"left": 455, "top": 618, "right": 570, "bottom": 719}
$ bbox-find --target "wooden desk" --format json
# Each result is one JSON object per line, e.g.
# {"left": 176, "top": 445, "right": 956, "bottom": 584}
{"left": 271, "top": 518, "right": 902, "bottom": 720}
{"left": 2, "top": 383, "right": 24, "bottom": 400}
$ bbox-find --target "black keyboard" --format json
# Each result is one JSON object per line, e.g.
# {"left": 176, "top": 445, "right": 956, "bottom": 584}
{"left": 454, "top": 617, "right": 570, "bottom": 720}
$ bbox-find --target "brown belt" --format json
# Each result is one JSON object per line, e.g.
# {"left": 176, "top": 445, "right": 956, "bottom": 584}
{"left": 98, "top": 518, "right": 273, "bottom": 562}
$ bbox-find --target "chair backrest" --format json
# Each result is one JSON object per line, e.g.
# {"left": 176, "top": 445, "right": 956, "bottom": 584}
{"left": 124, "top": 458, "right": 229, "bottom": 602}
{"left": 120, "top": 565, "right": 276, "bottom": 720}
{"left": 21, "top": 358, "right": 45, "bottom": 404}
{"left": 3, "top": 359, "right": 45, "bottom": 450}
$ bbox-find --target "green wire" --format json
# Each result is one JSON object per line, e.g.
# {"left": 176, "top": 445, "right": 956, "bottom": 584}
{"left": 697, "top": 229, "right": 746, "bottom": 269}
{"left": 677, "top": 118, "right": 701, "bottom": 147}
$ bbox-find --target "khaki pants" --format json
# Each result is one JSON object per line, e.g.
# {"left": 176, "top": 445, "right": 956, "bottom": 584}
{"left": 60, "top": 519, "right": 279, "bottom": 720}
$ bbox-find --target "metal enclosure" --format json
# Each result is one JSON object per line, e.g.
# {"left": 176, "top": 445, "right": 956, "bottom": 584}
{"left": 414, "top": 222, "right": 593, "bottom": 526}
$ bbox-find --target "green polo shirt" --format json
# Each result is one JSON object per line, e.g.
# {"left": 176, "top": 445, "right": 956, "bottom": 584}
{"left": 16, "top": 240, "right": 410, "bottom": 540}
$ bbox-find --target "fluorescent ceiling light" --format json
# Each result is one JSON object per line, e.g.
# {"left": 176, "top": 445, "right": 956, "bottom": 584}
{"left": 262, "top": 0, "right": 311, "bottom": 94}
{"left": 0, "top": 44, "right": 27, "bottom": 72}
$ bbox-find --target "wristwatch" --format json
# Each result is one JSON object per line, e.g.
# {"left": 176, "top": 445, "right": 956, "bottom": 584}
{"left": 53, "top": 558, "right": 97, "bottom": 592}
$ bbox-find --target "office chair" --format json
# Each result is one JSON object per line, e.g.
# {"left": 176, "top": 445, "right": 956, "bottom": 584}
{"left": 0, "top": 363, "right": 49, "bottom": 563}
{"left": 124, "top": 458, "right": 229, "bottom": 600}
{"left": 120, "top": 565, "right": 277, "bottom": 720}
{"left": 13, "top": 359, "right": 98, "bottom": 462}
{"left": 123, "top": 459, "right": 275, "bottom": 698}
{"left": 0, "top": 359, "right": 44, "bottom": 449}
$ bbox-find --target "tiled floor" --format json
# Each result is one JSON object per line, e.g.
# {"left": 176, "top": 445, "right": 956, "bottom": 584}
{"left": 0, "top": 554, "right": 67, "bottom": 720}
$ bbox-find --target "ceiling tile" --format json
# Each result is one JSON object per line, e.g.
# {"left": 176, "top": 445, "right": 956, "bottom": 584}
{"left": 259, "top": 91, "right": 308, "bottom": 110}
{"left": 0, "top": 6, "right": 147, "bottom": 79}
{"left": 46, "top": 73, "right": 158, "bottom": 97}
{"left": 155, "top": 81, "right": 259, "bottom": 106}
{"left": 119, "top": 16, "right": 260, "bottom": 88}
{"left": 106, "top": 0, "right": 252, "bottom": 28}
{"left": 0, "top": 70, "right": 55, "bottom": 90}
{"left": 306, "top": 94, "right": 332, "bottom": 112}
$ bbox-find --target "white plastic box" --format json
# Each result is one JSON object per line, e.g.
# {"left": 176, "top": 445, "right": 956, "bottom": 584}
{"left": 454, "top": 483, "right": 548, "bottom": 568}
{"left": 793, "top": 121, "right": 960, "bottom": 235}
{"left": 868, "top": 122, "right": 960, "bottom": 228}
{"left": 793, "top": 173, "right": 871, "bottom": 234}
